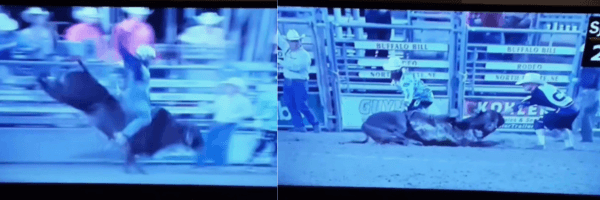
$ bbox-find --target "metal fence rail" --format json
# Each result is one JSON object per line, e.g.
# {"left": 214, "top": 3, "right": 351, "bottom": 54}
{"left": 310, "top": 10, "right": 594, "bottom": 133}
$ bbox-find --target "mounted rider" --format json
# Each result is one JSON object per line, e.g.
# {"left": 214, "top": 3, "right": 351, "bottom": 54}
{"left": 383, "top": 57, "right": 435, "bottom": 112}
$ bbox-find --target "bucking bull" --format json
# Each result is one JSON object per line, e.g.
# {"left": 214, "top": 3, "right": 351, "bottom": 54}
{"left": 342, "top": 109, "right": 505, "bottom": 147}
{"left": 36, "top": 60, "right": 204, "bottom": 174}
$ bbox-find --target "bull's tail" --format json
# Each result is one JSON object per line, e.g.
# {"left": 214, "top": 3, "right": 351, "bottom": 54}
{"left": 339, "top": 124, "right": 371, "bottom": 144}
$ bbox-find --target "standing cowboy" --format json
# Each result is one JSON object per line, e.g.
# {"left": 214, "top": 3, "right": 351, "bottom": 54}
{"left": 178, "top": 12, "right": 225, "bottom": 46}
{"left": 110, "top": 7, "right": 155, "bottom": 63}
{"left": 196, "top": 77, "right": 254, "bottom": 166}
{"left": 504, "top": 73, "right": 579, "bottom": 150}
{"left": 278, "top": 29, "right": 320, "bottom": 133}
{"left": 574, "top": 67, "right": 600, "bottom": 143}
{"left": 64, "top": 7, "right": 109, "bottom": 61}
{"left": 16, "top": 7, "right": 58, "bottom": 61}
{"left": 177, "top": 12, "right": 226, "bottom": 93}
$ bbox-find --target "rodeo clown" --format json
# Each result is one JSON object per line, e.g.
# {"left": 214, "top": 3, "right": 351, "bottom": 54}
{"left": 503, "top": 73, "right": 579, "bottom": 150}
{"left": 382, "top": 57, "right": 435, "bottom": 112}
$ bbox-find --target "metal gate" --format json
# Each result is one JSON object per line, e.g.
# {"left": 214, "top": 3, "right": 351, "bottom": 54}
{"left": 458, "top": 12, "right": 587, "bottom": 133}
{"left": 329, "top": 10, "right": 463, "bottom": 131}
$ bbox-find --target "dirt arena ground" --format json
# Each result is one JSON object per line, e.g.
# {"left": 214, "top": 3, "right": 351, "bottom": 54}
{"left": 278, "top": 131, "right": 600, "bottom": 195}
{"left": 0, "top": 128, "right": 277, "bottom": 186}
{"left": 0, "top": 164, "right": 276, "bottom": 186}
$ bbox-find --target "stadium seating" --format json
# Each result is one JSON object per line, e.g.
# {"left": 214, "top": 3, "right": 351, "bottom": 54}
{"left": 0, "top": 43, "right": 277, "bottom": 134}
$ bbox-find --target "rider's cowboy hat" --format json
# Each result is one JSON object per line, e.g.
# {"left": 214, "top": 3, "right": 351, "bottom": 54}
{"left": 194, "top": 12, "right": 224, "bottom": 25}
{"left": 220, "top": 77, "right": 247, "bottom": 93}
{"left": 21, "top": 7, "right": 50, "bottom": 23}
{"left": 0, "top": 13, "right": 19, "bottom": 31}
{"left": 382, "top": 57, "right": 403, "bottom": 71}
{"left": 285, "top": 29, "right": 306, "bottom": 41}
{"left": 73, "top": 7, "right": 100, "bottom": 22}
{"left": 121, "top": 7, "right": 153, "bottom": 15}
{"left": 516, "top": 73, "right": 546, "bottom": 85}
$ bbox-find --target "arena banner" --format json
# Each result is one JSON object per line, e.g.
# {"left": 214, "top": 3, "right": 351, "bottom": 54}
{"left": 485, "top": 45, "right": 576, "bottom": 55}
{"left": 483, "top": 62, "right": 572, "bottom": 72}
{"left": 354, "top": 41, "right": 449, "bottom": 52}
{"left": 278, "top": 93, "right": 325, "bottom": 127}
{"left": 357, "top": 59, "right": 449, "bottom": 68}
{"left": 358, "top": 71, "right": 449, "bottom": 80}
{"left": 463, "top": 98, "right": 546, "bottom": 130}
{"left": 340, "top": 95, "right": 449, "bottom": 129}
{"left": 483, "top": 74, "right": 570, "bottom": 83}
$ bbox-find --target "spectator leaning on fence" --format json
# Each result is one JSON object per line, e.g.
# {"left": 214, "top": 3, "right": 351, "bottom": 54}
{"left": 197, "top": 77, "right": 254, "bottom": 167}
{"left": 574, "top": 65, "right": 600, "bottom": 143}
{"left": 0, "top": 13, "right": 19, "bottom": 60}
{"left": 179, "top": 12, "right": 225, "bottom": 47}
{"left": 466, "top": 12, "right": 504, "bottom": 61}
{"left": 65, "top": 7, "right": 109, "bottom": 62}
{"left": 364, "top": 9, "right": 392, "bottom": 58}
{"left": 177, "top": 12, "right": 226, "bottom": 89}
{"left": 16, "top": 7, "right": 58, "bottom": 60}
{"left": 502, "top": 12, "right": 531, "bottom": 61}
{"left": 110, "top": 7, "right": 156, "bottom": 62}
{"left": 466, "top": 12, "right": 504, "bottom": 44}
{"left": 502, "top": 12, "right": 531, "bottom": 45}
{"left": 278, "top": 29, "right": 320, "bottom": 133}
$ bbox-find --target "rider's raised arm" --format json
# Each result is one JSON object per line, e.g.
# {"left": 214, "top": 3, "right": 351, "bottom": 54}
{"left": 118, "top": 44, "right": 145, "bottom": 82}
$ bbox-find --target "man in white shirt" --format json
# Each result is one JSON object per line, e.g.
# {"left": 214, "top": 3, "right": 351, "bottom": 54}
{"left": 196, "top": 77, "right": 254, "bottom": 166}
{"left": 503, "top": 73, "right": 579, "bottom": 150}
{"left": 278, "top": 29, "right": 320, "bottom": 133}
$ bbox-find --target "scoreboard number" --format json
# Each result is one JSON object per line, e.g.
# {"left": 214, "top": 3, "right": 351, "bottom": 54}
{"left": 592, "top": 45, "right": 600, "bottom": 61}
{"left": 582, "top": 17, "right": 600, "bottom": 67}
